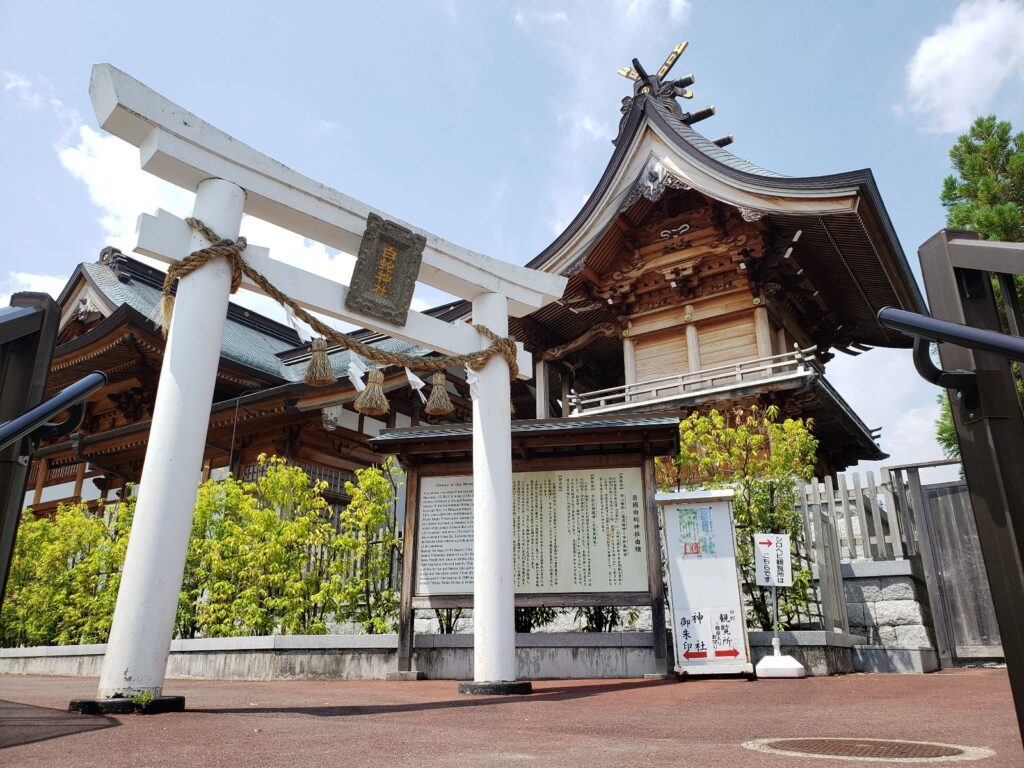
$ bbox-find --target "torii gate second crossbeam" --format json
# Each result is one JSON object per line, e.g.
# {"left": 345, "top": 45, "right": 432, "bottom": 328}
{"left": 79, "top": 64, "right": 566, "bottom": 709}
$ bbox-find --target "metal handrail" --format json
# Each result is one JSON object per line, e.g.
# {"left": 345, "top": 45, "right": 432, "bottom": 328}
{"left": 0, "top": 371, "right": 107, "bottom": 453}
{"left": 878, "top": 307, "right": 1024, "bottom": 363}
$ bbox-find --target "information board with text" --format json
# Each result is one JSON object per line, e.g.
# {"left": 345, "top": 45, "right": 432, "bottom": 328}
{"left": 417, "top": 468, "right": 648, "bottom": 596}
{"left": 658, "top": 490, "right": 753, "bottom": 676}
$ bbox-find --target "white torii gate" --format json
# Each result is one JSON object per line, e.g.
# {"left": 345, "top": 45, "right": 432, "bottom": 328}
{"left": 86, "top": 64, "right": 566, "bottom": 704}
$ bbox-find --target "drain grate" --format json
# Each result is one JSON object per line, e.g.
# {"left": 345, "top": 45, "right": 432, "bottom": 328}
{"left": 744, "top": 737, "right": 995, "bottom": 763}
{"left": 772, "top": 739, "right": 961, "bottom": 758}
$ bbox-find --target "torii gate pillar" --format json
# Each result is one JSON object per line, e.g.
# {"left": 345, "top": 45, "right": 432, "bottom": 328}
{"left": 94, "top": 178, "right": 243, "bottom": 703}
{"left": 68, "top": 65, "right": 567, "bottom": 710}
{"left": 459, "top": 292, "right": 529, "bottom": 695}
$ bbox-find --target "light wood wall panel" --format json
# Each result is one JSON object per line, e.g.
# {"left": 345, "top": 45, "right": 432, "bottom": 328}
{"left": 634, "top": 329, "right": 688, "bottom": 381}
{"left": 697, "top": 312, "right": 758, "bottom": 368}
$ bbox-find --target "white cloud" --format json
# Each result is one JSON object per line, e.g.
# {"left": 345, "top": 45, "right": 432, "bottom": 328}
{"left": 3, "top": 70, "right": 83, "bottom": 148}
{"left": 0, "top": 271, "right": 69, "bottom": 308}
{"left": 59, "top": 125, "right": 195, "bottom": 253}
{"left": 52, "top": 112, "right": 356, "bottom": 327}
{"left": 512, "top": 8, "right": 568, "bottom": 28}
{"left": 614, "top": 0, "right": 691, "bottom": 25}
{"left": 903, "top": 0, "right": 1024, "bottom": 133}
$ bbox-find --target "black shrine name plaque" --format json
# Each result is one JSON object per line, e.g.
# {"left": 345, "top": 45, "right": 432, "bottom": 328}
{"left": 346, "top": 212, "right": 425, "bottom": 326}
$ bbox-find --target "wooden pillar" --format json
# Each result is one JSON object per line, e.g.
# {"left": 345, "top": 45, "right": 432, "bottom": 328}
{"left": 396, "top": 465, "right": 420, "bottom": 674}
{"left": 560, "top": 368, "right": 571, "bottom": 416}
{"left": 685, "top": 305, "right": 700, "bottom": 373}
{"left": 623, "top": 331, "right": 637, "bottom": 404}
{"left": 73, "top": 462, "right": 86, "bottom": 501}
{"left": 754, "top": 304, "right": 773, "bottom": 359}
{"left": 642, "top": 457, "right": 670, "bottom": 676}
{"left": 534, "top": 359, "right": 550, "bottom": 419}
{"left": 623, "top": 333, "right": 637, "bottom": 384}
{"left": 32, "top": 459, "right": 47, "bottom": 506}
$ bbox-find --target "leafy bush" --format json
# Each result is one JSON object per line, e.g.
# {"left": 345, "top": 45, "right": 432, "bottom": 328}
{"left": 662, "top": 405, "right": 818, "bottom": 630}
{"left": 2, "top": 455, "right": 402, "bottom": 646}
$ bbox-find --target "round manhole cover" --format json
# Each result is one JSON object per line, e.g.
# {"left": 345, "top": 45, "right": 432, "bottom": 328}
{"left": 744, "top": 737, "right": 995, "bottom": 763}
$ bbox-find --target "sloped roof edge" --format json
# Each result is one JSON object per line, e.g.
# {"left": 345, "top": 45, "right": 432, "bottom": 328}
{"left": 528, "top": 94, "right": 926, "bottom": 315}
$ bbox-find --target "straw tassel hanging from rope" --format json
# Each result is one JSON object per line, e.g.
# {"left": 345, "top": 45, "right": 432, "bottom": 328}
{"left": 354, "top": 368, "right": 389, "bottom": 416}
{"left": 424, "top": 372, "right": 455, "bottom": 416}
{"left": 157, "top": 293, "right": 175, "bottom": 338}
{"left": 304, "top": 337, "right": 338, "bottom": 387}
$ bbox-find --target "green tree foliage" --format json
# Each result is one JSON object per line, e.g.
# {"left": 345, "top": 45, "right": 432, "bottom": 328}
{"left": 339, "top": 457, "right": 402, "bottom": 634}
{"left": 935, "top": 393, "right": 961, "bottom": 460}
{"left": 665, "top": 405, "right": 818, "bottom": 630}
{"left": 1, "top": 497, "right": 134, "bottom": 646}
{"left": 3, "top": 455, "right": 403, "bottom": 646}
{"left": 573, "top": 606, "right": 640, "bottom": 633}
{"left": 941, "top": 115, "right": 1024, "bottom": 242}
{"left": 514, "top": 607, "right": 560, "bottom": 633}
{"left": 935, "top": 115, "right": 1024, "bottom": 458}
{"left": 434, "top": 608, "right": 464, "bottom": 634}
{"left": 184, "top": 455, "right": 344, "bottom": 637}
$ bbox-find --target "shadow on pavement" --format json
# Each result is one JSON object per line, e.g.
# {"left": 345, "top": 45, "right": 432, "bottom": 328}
{"left": 190, "top": 679, "right": 676, "bottom": 718}
{"left": 0, "top": 699, "right": 119, "bottom": 749}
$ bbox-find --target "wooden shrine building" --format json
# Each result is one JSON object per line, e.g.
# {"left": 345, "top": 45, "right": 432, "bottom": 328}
{"left": 26, "top": 46, "right": 928, "bottom": 513}
{"left": 504, "top": 49, "right": 927, "bottom": 475}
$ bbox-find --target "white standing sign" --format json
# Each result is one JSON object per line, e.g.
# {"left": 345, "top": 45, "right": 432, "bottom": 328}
{"left": 658, "top": 490, "right": 753, "bottom": 676}
{"left": 753, "top": 533, "right": 792, "bottom": 587}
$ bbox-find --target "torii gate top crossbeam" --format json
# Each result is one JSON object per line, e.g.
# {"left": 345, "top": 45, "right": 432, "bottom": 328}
{"left": 88, "top": 64, "right": 566, "bottom": 317}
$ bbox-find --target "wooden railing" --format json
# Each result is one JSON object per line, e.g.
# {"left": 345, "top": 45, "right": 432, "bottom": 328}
{"left": 571, "top": 347, "right": 817, "bottom": 415}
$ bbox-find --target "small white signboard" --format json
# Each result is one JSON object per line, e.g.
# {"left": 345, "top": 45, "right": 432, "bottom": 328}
{"left": 753, "top": 533, "right": 792, "bottom": 588}
{"left": 658, "top": 490, "right": 753, "bottom": 677}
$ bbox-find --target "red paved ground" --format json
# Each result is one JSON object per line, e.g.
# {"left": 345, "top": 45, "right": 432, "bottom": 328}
{"left": 1, "top": 670, "right": 1020, "bottom": 767}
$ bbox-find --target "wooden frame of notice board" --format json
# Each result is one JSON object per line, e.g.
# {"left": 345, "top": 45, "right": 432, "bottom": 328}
{"left": 369, "top": 415, "right": 681, "bottom": 676}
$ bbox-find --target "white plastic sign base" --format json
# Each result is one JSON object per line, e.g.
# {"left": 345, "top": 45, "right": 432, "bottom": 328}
{"left": 755, "top": 638, "right": 806, "bottom": 679}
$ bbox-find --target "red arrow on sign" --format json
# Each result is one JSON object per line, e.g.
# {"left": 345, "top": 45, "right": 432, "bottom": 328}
{"left": 682, "top": 650, "right": 707, "bottom": 659}
{"left": 714, "top": 648, "right": 739, "bottom": 658}
{"left": 758, "top": 539, "right": 773, "bottom": 547}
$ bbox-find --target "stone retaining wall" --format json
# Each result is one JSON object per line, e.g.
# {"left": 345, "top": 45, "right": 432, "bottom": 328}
{"left": 841, "top": 559, "right": 939, "bottom": 673}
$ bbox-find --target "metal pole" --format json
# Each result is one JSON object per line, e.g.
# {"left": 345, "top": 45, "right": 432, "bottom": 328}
{"left": 772, "top": 585, "right": 780, "bottom": 657}
{"left": 917, "top": 229, "right": 1024, "bottom": 744}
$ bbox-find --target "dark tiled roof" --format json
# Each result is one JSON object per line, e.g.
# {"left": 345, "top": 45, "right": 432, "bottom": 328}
{"left": 372, "top": 414, "right": 680, "bottom": 445}
{"left": 81, "top": 254, "right": 434, "bottom": 382}
{"left": 646, "top": 98, "right": 787, "bottom": 179}
{"left": 83, "top": 261, "right": 299, "bottom": 379}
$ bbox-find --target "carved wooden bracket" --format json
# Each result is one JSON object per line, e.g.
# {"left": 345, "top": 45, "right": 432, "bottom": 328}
{"left": 539, "top": 322, "right": 624, "bottom": 362}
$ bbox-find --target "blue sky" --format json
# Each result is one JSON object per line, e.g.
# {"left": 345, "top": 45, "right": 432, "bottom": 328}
{"left": 2, "top": 0, "right": 1023, "bottom": 477}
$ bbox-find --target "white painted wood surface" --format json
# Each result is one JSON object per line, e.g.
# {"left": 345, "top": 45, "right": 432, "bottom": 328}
{"left": 135, "top": 210, "right": 532, "bottom": 377}
{"left": 471, "top": 293, "right": 517, "bottom": 683}
{"left": 97, "top": 179, "right": 244, "bottom": 698}
{"left": 90, "top": 64, "right": 566, "bottom": 317}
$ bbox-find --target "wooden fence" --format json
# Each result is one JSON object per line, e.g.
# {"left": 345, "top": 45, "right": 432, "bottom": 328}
{"left": 798, "top": 469, "right": 921, "bottom": 635}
